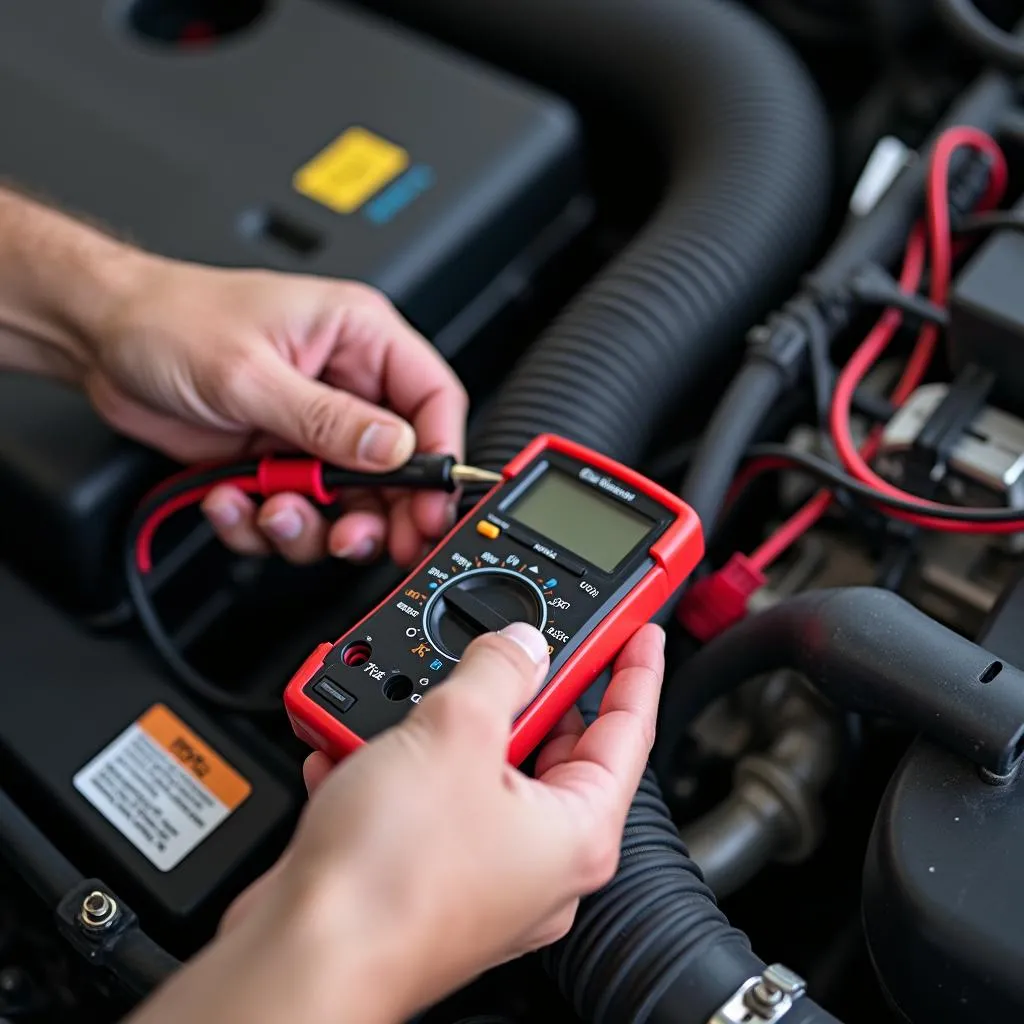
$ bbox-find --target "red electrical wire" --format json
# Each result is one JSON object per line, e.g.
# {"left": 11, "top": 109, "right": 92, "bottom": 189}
{"left": 135, "top": 477, "right": 257, "bottom": 573}
{"left": 747, "top": 227, "right": 929, "bottom": 570}
{"left": 830, "top": 127, "right": 1017, "bottom": 535}
{"left": 746, "top": 126, "right": 1013, "bottom": 569}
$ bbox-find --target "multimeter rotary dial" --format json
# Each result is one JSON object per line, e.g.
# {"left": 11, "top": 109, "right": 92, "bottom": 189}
{"left": 423, "top": 567, "right": 548, "bottom": 661}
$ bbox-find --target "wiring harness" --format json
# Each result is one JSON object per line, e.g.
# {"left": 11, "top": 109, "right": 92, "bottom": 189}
{"left": 679, "top": 125, "right": 1021, "bottom": 641}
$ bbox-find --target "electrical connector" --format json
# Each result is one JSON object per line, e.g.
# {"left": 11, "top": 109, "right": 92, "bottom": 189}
{"left": 676, "top": 552, "right": 767, "bottom": 643}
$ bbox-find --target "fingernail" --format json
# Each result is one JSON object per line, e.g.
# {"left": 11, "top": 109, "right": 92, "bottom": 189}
{"left": 206, "top": 500, "right": 241, "bottom": 528}
{"left": 499, "top": 622, "right": 549, "bottom": 665}
{"left": 332, "top": 538, "right": 377, "bottom": 562}
{"left": 357, "top": 421, "right": 415, "bottom": 467}
{"left": 264, "top": 509, "right": 303, "bottom": 541}
{"left": 656, "top": 626, "right": 667, "bottom": 649}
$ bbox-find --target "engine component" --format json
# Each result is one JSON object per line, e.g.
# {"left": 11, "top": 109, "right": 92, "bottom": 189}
{"left": 949, "top": 202, "right": 1024, "bottom": 414}
{"left": 900, "top": 531, "right": 1021, "bottom": 633}
{"left": 681, "top": 679, "right": 839, "bottom": 898}
{"left": 658, "top": 587, "right": 1024, "bottom": 779}
{"left": 863, "top": 567, "right": 1024, "bottom": 1022}
{"left": 0, "top": 0, "right": 585, "bottom": 615}
{"left": 0, "top": 375, "right": 171, "bottom": 617}
{"left": 284, "top": 435, "right": 703, "bottom": 765}
{"left": 682, "top": 55, "right": 1018, "bottom": 533}
{"left": 0, "top": 565, "right": 298, "bottom": 952}
{"left": 876, "top": 381, "right": 1024, "bottom": 515}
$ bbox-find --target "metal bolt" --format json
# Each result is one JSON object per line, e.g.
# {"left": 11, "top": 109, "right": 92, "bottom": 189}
{"left": 745, "top": 964, "right": 807, "bottom": 1017}
{"left": 745, "top": 984, "right": 783, "bottom": 1014}
{"left": 79, "top": 890, "right": 118, "bottom": 931}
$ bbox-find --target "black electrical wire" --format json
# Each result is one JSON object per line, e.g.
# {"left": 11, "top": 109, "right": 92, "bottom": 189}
{"left": 124, "top": 455, "right": 499, "bottom": 716}
{"left": 955, "top": 209, "right": 1024, "bottom": 234}
{"left": 935, "top": 0, "right": 1024, "bottom": 73}
{"left": 746, "top": 443, "right": 1024, "bottom": 523}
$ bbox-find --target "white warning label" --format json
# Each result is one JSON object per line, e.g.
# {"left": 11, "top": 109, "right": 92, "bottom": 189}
{"left": 73, "top": 704, "right": 250, "bottom": 872}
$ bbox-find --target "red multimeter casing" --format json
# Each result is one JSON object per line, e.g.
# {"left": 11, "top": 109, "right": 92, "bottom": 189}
{"left": 284, "top": 435, "right": 704, "bottom": 766}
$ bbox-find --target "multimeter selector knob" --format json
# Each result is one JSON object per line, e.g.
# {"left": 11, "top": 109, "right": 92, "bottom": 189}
{"left": 423, "top": 568, "right": 547, "bottom": 660}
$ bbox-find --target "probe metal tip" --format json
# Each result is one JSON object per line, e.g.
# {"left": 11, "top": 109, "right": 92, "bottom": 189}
{"left": 451, "top": 464, "right": 503, "bottom": 487}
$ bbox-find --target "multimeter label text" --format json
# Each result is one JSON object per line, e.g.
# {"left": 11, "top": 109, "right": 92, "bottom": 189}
{"left": 580, "top": 581, "right": 600, "bottom": 598}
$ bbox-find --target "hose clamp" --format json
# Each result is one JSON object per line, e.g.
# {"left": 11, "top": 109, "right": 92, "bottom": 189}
{"left": 708, "top": 964, "right": 807, "bottom": 1023}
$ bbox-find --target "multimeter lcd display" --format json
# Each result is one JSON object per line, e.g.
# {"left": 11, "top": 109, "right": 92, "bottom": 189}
{"left": 509, "top": 469, "right": 654, "bottom": 573}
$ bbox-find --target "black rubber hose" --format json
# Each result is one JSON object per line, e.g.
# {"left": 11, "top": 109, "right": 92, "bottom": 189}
{"left": 543, "top": 770, "right": 842, "bottom": 1024}
{"left": 397, "top": 0, "right": 836, "bottom": 1018}
{"left": 657, "top": 588, "right": 1024, "bottom": 777}
{"left": 935, "top": 0, "right": 1024, "bottom": 73}
{"left": 367, "top": 0, "right": 831, "bottom": 471}
{"left": 680, "top": 355, "right": 794, "bottom": 528}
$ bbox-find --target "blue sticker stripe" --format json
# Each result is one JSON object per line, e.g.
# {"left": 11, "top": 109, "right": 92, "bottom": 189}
{"left": 363, "top": 164, "right": 436, "bottom": 225}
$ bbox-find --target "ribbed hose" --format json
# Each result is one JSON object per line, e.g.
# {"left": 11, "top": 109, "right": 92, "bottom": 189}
{"left": 366, "top": 0, "right": 832, "bottom": 471}
{"left": 543, "top": 770, "right": 841, "bottom": 1024}
{"left": 372, "top": 0, "right": 836, "bottom": 1019}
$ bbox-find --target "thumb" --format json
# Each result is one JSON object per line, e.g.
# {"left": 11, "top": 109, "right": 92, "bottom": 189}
{"left": 227, "top": 348, "right": 416, "bottom": 469}
{"left": 418, "top": 623, "right": 551, "bottom": 745}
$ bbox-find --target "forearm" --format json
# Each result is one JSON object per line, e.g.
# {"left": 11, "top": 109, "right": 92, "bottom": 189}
{"left": 127, "top": 883, "right": 415, "bottom": 1024}
{"left": 0, "top": 186, "right": 147, "bottom": 380}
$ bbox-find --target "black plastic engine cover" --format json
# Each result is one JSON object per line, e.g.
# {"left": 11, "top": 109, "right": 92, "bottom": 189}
{"left": 863, "top": 580, "right": 1024, "bottom": 1023}
{"left": 0, "top": 0, "right": 583, "bottom": 614}
{"left": 863, "top": 740, "right": 1024, "bottom": 1022}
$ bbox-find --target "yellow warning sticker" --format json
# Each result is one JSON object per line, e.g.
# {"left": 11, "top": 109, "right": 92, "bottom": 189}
{"left": 73, "top": 704, "right": 251, "bottom": 872}
{"left": 293, "top": 126, "right": 410, "bottom": 215}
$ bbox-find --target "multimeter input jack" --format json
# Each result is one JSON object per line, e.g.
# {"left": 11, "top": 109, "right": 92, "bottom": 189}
{"left": 341, "top": 641, "right": 372, "bottom": 668}
{"left": 382, "top": 675, "right": 414, "bottom": 703}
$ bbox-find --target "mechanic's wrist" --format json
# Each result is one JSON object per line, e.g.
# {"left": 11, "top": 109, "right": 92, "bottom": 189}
{"left": 260, "top": 869, "right": 427, "bottom": 1024}
{"left": 0, "top": 186, "right": 155, "bottom": 381}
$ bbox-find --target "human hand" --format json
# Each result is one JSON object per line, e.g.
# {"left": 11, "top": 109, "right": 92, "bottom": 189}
{"left": 85, "top": 255, "right": 467, "bottom": 568}
{"left": 217, "top": 622, "right": 664, "bottom": 1022}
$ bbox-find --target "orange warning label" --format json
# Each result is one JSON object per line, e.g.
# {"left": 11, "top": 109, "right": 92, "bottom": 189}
{"left": 74, "top": 704, "right": 252, "bottom": 872}
{"left": 137, "top": 705, "right": 251, "bottom": 810}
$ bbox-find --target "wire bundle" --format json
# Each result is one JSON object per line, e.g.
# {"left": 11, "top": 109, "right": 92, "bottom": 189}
{"left": 734, "top": 126, "right": 1019, "bottom": 577}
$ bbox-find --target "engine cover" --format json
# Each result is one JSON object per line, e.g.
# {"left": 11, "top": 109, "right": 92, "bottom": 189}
{"left": 863, "top": 573, "right": 1024, "bottom": 1022}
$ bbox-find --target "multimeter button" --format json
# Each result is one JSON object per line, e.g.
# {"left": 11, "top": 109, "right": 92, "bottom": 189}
{"left": 476, "top": 520, "right": 501, "bottom": 540}
{"left": 314, "top": 677, "right": 357, "bottom": 714}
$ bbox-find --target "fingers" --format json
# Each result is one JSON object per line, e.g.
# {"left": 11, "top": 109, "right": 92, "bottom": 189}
{"left": 322, "top": 285, "right": 468, "bottom": 464}
{"left": 411, "top": 490, "right": 457, "bottom": 550}
{"left": 302, "top": 752, "right": 334, "bottom": 795}
{"left": 221, "top": 347, "right": 418, "bottom": 472}
{"left": 554, "top": 625, "right": 665, "bottom": 809}
{"left": 533, "top": 706, "right": 586, "bottom": 778}
{"left": 387, "top": 493, "right": 427, "bottom": 568}
{"left": 326, "top": 510, "right": 386, "bottom": 563}
{"left": 203, "top": 487, "right": 391, "bottom": 565}
{"left": 202, "top": 487, "right": 272, "bottom": 557}
{"left": 415, "top": 624, "right": 550, "bottom": 751}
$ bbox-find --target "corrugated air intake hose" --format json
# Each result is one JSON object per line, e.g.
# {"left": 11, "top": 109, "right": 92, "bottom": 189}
{"left": 365, "top": 0, "right": 840, "bottom": 1020}
{"left": 363, "top": 0, "right": 833, "bottom": 471}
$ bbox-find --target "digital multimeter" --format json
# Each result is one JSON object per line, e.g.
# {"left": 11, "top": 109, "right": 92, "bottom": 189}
{"left": 284, "top": 435, "right": 704, "bottom": 765}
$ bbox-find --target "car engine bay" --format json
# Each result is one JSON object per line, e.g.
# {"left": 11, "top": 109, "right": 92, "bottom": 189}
{"left": 4, "top": 1, "right": 1024, "bottom": 1021}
